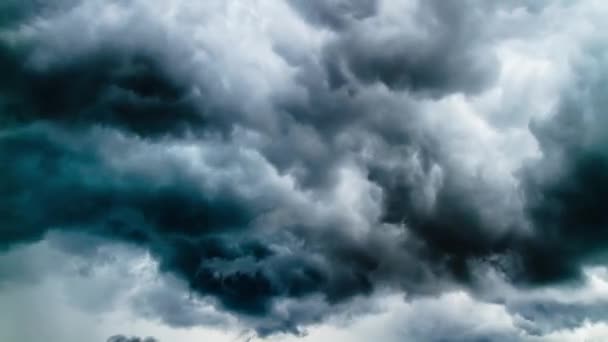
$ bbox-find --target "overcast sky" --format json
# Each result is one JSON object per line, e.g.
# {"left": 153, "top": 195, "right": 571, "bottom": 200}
{"left": 2, "top": 1, "right": 608, "bottom": 341}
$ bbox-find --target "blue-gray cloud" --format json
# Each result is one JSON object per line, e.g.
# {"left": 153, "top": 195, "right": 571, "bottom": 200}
{"left": 0, "top": 0, "right": 606, "bottom": 339}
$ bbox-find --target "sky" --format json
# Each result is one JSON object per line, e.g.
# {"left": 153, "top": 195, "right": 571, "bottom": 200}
{"left": 1, "top": 0, "right": 608, "bottom": 341}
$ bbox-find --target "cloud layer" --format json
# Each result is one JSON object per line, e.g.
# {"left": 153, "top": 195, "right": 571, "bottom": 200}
{"left": 1, "top": 0, "right": 608, "bottom": 339}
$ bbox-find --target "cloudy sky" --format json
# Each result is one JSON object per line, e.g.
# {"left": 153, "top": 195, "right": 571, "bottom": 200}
{"left": 2, "top": 0, "right": 608, "bottom": 341}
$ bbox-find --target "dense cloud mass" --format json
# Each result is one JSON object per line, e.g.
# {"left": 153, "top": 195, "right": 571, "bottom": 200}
{"left": 1, "top": 0, "right": 608, "bottom": 340}
{"left": 520, "top": 48, "right": 608, "bottom": 283}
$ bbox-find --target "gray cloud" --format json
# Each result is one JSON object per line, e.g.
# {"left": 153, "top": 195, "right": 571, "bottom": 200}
{"left": 1, "top": 0, "right": 607, "bottom": 339}
{"left": 518, "top": 42, "right": 608, "bottom": 284}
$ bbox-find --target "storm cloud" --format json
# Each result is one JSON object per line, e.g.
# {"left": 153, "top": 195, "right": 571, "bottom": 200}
{"left": 1, "top": 0, "right": 608, "bottom": 340}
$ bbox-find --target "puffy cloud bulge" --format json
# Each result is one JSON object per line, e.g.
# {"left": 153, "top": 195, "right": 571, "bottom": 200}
{"left": 2, "top": 0, "right": 608, "bottom": 338}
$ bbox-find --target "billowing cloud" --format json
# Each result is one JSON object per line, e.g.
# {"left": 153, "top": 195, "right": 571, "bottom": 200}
{"left": 1, "top": 0, "right": 608, "bottom": 340}
{"left": 519, "top": 43, "right": 608, "bottom": 284}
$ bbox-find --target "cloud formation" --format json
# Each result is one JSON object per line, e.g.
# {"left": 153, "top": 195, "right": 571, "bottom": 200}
{"left": 1, "top": 0, "right": 608, "bottom": 339}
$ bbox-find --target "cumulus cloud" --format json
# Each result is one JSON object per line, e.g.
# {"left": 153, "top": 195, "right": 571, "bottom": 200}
{"left": 1, "top": 0, "right": 608, "bottom": 339}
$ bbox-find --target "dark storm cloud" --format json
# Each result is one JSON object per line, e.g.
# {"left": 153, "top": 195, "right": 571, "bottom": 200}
{"left": 0, "top": 26, "right": 204, "bottom": 137}
{"left": 0, "top": 0, "right": 605, "bottom": 338}
{"left": 0, "top": 124, "right": 259, "bottom": 248}
{"left": 517, "top": 48, "right": 608, "bottom": 284}
{"left": 316, "top": 0, "right": 500, "bottom": 97}
{"left": 0, "top": 123, "right": 428, "bottom": 334}
{"left": 281, "top": 0, "right": 608, "bottom": 309}
{"left": 0, "top": 124, "right": 285, "bottom": 318}
{"left": 373, "top": 167, "right": 519, "bottom": 283}
{"left": 301, "top": 0, "right": 607, "bottom": 292}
